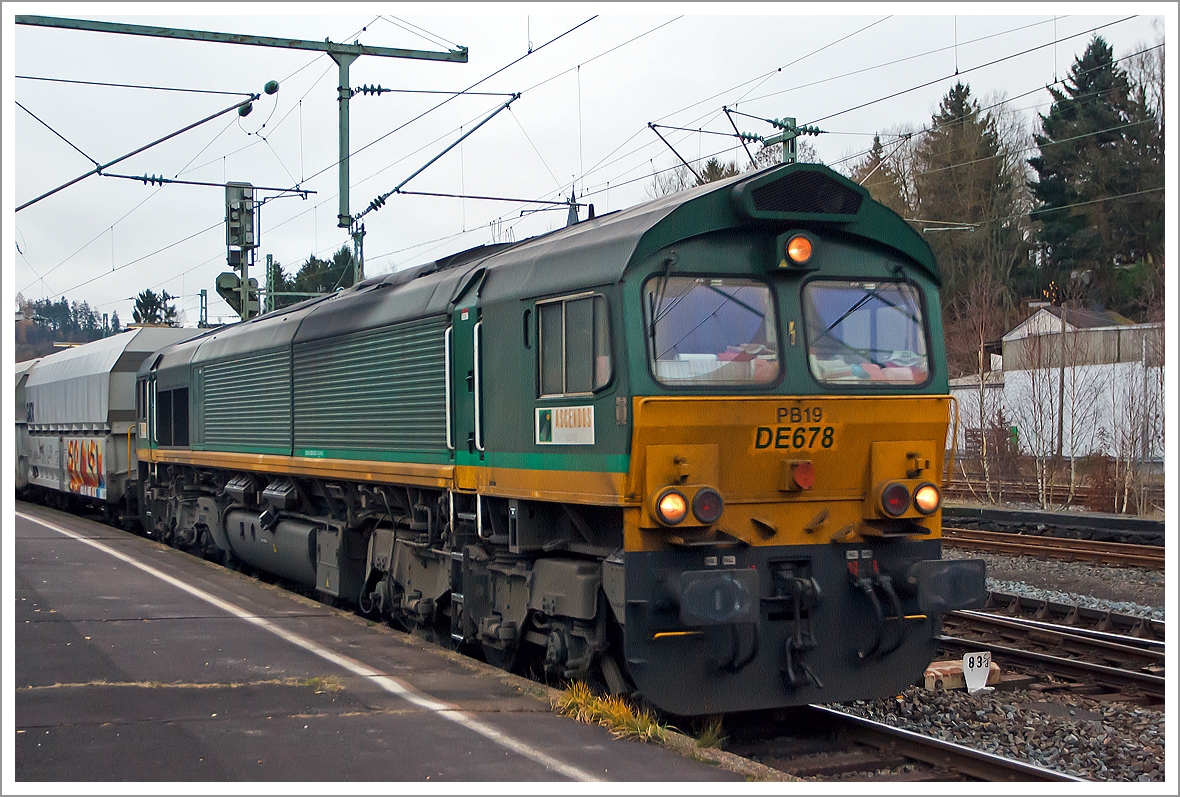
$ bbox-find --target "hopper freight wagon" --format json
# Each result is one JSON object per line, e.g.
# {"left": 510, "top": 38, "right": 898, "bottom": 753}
{"left": 17, "top": 327, "right": 202, "bottom": 524}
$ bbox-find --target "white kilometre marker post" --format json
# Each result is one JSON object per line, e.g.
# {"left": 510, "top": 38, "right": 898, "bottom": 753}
{"left": 962, "top": 650, "right": 995, "bottom": 694}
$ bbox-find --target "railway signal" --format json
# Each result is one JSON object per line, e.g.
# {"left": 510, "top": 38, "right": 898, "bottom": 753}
{"left": 221, "top": 182, "right": 258, "bottom": 320}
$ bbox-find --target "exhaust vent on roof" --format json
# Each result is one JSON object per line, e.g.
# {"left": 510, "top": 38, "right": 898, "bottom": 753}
{"left": 752, "top": 171, "right": 861, "bottom": 215}
{"left": 732, "top": 165, "right": 864, "bottom": 221}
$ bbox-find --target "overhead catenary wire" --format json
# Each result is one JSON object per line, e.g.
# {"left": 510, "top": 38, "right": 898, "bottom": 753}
{"left": 50, "top": 220, "right": 223, "bottom": 298}
{"left": 258, "top": 19, "right": 623, "bottom": 256}
{"left": 15, "top": 100, "right": 99, "bottom": 167}
{"left": 827, "top": 41, "right": 1164, "bottom": 175}
{"left": 23, "top": 15, "right": 1156, "bottom": 314}
{"left": 228, "top": 16, "right": 692, "bottom": 280}
{"left": 741, "top": 15, "right": 1068, "bottom": 107}
{"left": 415, "top": 26, "right": 1161, "bottom": 252}
{"left": 576, "top": 15, "right": 1128, "bottom": 194}
{"left": 16, "top": 74, "right": 254, "bottom": 97}
{"left": 802, "top": 16, "right": 1137, "bottom": 126}
{"left": 906, "top": 187, "right": 1164, "bottom": 229}
{"left": 207, "top": 18, "right": 595, "bottom": 272}
{"left": 17, "top": 94, "right": 256, "bottom": 212}
{"left": 381, "top": 15, "right": 461, "bottom": 51}
{"left": 19, "top": 187, "right": 165, "bottom": 295}
{"left": 509, "top": 108, "right": 565, "bottom": 194}
{"left": 422, "top": 15, "right": 690, "bottom": 230}
{"left": 298, "top": 16, "right": 598, "bottom": 189}
{"left": 629, "top": 16, "right": 1133, "bottom": 193}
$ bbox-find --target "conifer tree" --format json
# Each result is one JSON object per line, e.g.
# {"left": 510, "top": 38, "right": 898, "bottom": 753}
{"left": 912, "top": 82, "right": 1027, "bottom": 376}
{"left": 1028, "top": 36, "right": 1163, "bottom": 316}
{"left": 847, "top": 133, "right": 911, "bottom": 219}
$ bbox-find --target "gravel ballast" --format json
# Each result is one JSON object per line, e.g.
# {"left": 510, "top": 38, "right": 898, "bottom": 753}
{"left": 836, "top": 686, "right": 1165, "bottom": 782}
{"left": 940, "top": 547, "right": 1166, "bottom": 619}
{"left": 822, "top": 548, "right": 1167, "bottom": 781}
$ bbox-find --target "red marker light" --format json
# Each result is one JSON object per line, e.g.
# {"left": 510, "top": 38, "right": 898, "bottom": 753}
{"left": 691, "top": 488, "right": 724, "bottom": 524}
{"left": 880, "top": 483, "right": 910, "bottom": 517}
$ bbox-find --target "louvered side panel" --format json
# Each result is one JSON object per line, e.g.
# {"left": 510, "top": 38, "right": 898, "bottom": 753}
{"left": 294, "top": 316, "right": 448, "bottom": 454}
{"left": 202, "top": 349, "right": 292, "bottom": 453}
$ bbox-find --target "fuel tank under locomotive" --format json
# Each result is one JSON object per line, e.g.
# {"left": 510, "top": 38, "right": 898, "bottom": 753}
{"left": 223, "top": 510, "right": 318, "bottom": 585}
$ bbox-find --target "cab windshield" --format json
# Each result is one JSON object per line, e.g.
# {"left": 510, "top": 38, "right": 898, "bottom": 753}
{"left": 803, "top": 280, "right": 929, "bottom": 384}
{"left": 645, "top": 276, "right": 778, "bottom": 385}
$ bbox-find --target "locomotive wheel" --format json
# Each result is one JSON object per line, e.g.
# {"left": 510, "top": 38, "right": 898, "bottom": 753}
{"left": 597, "top": 653, "right": 630, "bottom": 696}
{"left": 481, "top": 638, "right": 521, "bottom": 672}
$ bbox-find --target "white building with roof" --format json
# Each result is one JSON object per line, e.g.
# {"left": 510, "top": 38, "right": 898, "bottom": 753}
{"left": 950, "top": 307, "right": 1163, "bottom": 462}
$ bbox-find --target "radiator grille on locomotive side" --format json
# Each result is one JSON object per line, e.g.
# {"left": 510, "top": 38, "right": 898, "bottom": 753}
{"left": 293, "top": 314, "right": 449, "bottom": 454}
{"left": 751, "top": 171, "right": 862, "bottom": 216}
{"left": 202, "top": 348, "right": 293, "bottom": 453}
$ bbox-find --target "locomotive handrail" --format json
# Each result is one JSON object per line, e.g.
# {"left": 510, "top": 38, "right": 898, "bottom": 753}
{"left": 444, "top": 326, "right": 453, "bottom": 451}
{"left": 944, "top": 395, "right": 959, "bottom": 488}
{"left": 473, "top": 321, "right": 485, "bottom": 452}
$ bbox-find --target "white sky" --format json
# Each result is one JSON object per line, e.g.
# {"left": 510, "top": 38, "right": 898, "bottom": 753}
{"left": 3, "top": 2, "right": 1174, "bottom": 327}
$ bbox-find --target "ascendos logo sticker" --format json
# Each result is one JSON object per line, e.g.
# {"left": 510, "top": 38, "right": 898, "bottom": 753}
{"left": 535, "top": 406, "right": 594, "bottom": 445}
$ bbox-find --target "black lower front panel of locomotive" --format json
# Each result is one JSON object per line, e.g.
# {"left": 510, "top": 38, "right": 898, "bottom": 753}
{"left": 622, "top": 539, "right": 986, "bottom": 716}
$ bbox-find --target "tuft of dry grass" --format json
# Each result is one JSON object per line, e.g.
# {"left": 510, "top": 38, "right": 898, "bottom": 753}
{"left": 304, "top": 675, "right": 345, "bottom": 694}
{"left": 553, "top": 681, "right": 669, "bottom": 744}
{"left": 694, "top": 715, "right": 727, "bottom": 749}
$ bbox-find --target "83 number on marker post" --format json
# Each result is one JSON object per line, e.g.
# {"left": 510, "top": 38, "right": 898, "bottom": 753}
{"left": 963, "top": 651, "right": 993, "bottom": 694}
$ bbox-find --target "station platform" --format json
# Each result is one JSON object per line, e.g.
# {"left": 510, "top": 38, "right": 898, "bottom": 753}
{"left": 13, "top": 503, "right": 744, "bottom": 783}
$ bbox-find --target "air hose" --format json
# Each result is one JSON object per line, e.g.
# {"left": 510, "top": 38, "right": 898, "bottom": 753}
{"left": 856, "top": 578, "right": 885, "bottom": 659}
{"left": 875, "top": 574, "right": 906, "bottom": 656}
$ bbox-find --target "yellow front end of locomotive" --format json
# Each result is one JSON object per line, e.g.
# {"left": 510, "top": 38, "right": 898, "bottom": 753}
{"left": 624, "top": 395, "right": 951, "bottom": 552}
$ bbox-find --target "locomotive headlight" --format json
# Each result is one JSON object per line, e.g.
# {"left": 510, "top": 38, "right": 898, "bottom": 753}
{"left": 655, "top": 489, "right": 689, "bottom": 525}
{"left": 786, "top": 235, "right": 813, "bottom": 264}
{"left": 880, "top": 482, "right": 910, "bottom": 517}
{"left": 691, "top": 487, "right": 724, "bottom": 524}
{"left": 913, "top": 483, "right": 941, "bottom": 515}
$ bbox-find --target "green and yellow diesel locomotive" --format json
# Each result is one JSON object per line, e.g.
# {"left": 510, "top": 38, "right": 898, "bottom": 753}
{"left": 135, "top": 162, "right": 986, "bottom": 716}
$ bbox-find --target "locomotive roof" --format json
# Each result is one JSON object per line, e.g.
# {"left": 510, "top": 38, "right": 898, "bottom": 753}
{"left": 478, "top": 160, "right": 937, "bottom": 302}
{"left": 139, "top": 163, "right": 937, "bottom": 374}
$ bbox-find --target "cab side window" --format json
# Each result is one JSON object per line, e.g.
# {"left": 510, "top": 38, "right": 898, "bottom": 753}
{"left": 538, "top": 294, "right": 612, "bottom": 396}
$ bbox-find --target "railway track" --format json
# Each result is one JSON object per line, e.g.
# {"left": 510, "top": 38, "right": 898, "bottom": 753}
{"left": 942, "top": 504, "right": 1164, "bottom": 546}
{"left": 940, "top": 610, "right": 1164, "bottom": 702}
{"left": 722, "top": 705, "right": 1082, "bottom": 781}
{"left": 721, "top": 599, "right": 1166, "bottom": 781}
{"left": 942, "top": 527, "right": 1165, "bottom": 569}
{"left": 981, "top": 590, "right": 1164, "bottom": 641}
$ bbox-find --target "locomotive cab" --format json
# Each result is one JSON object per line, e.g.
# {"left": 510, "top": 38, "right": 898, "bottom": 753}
{"left": 612, "top": 165, "right": 987, "bottom": 714}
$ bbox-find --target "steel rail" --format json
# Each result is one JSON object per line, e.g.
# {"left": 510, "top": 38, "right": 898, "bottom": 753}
{"left": 809, "top": 705, "right": 1085, "bottom": 782}
{"left": 944, "top": 612, "right": 1165, "bottom": 668}
{"left": 958, "top": 609, "right": 1165, "bottom": 652}
{"left": 983, "top": 591, "right": 1165, "bottom": 642}
{"left": 942, "top": 527, "right": 1164, "bottom": 569}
